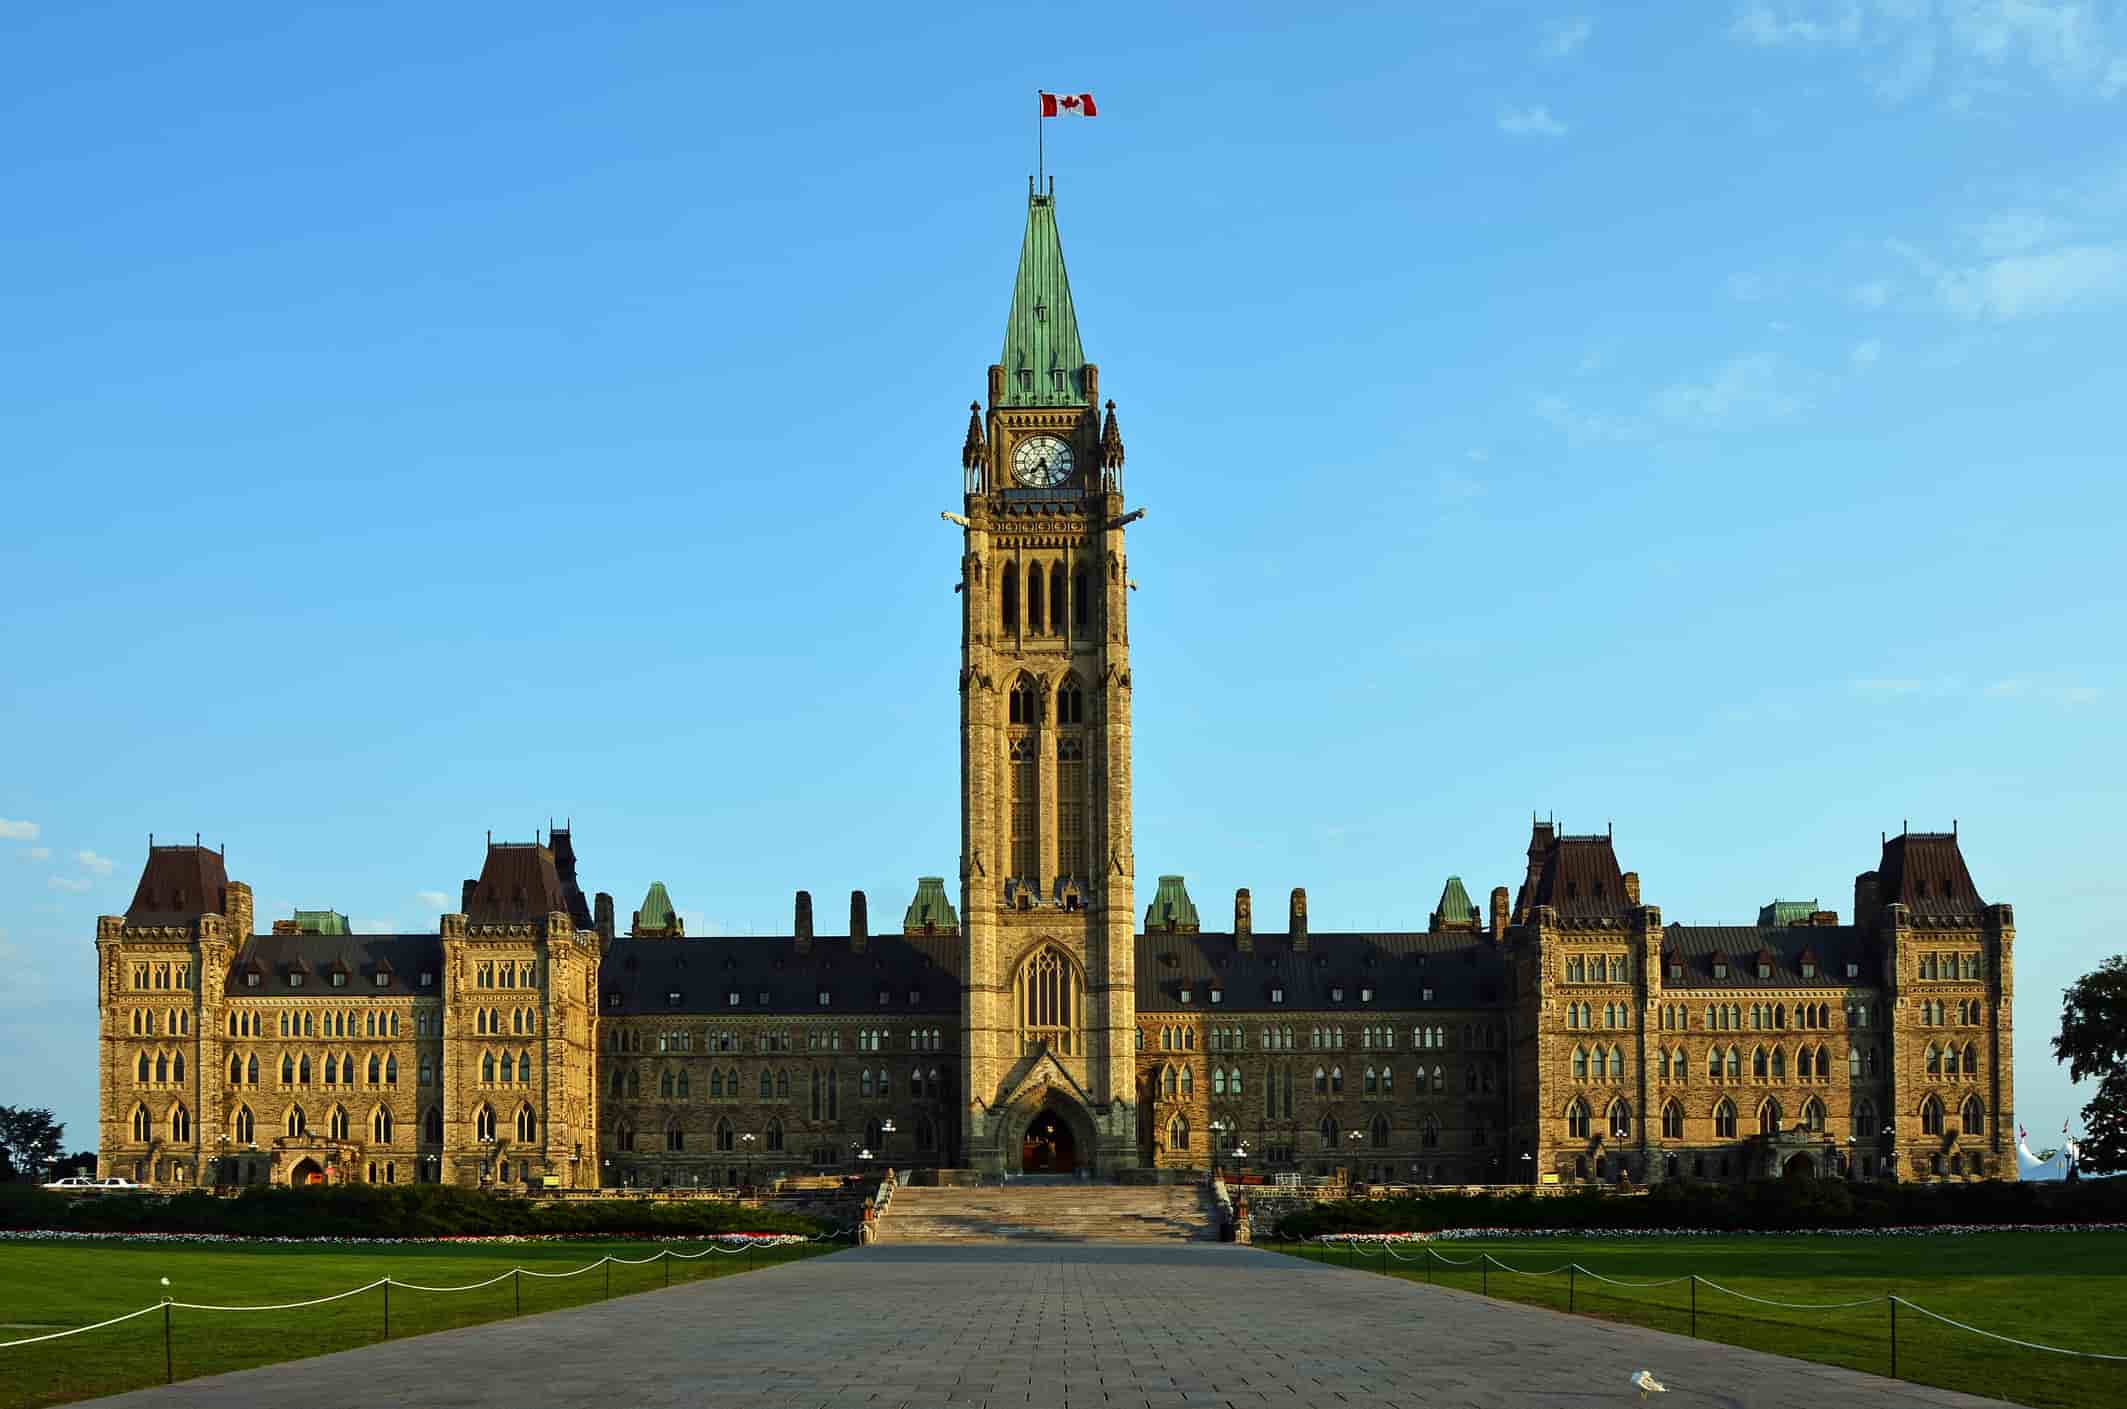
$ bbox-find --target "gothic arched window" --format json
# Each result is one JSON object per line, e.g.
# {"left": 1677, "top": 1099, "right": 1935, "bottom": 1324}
{"left": 1015, "top": 945, "right": 1083, "bottom": 1055}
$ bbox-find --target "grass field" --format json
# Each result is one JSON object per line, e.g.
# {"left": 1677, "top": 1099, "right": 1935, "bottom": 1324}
{"left": 0, "top": 1236, "right": 840, "bottom": 1408}
{"left": 1264, "top": 1233, "right": 2127, "bottom": 1409}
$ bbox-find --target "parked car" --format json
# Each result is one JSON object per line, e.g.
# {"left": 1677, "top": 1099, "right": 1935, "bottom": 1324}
{"left": 95, "top": 1177, "right": 144, "bottom": 1189}
{"left": 43, "top": 1176, "right": 100, "bottom": 1188}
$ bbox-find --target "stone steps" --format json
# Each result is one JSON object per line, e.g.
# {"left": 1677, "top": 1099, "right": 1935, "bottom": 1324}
{"left": 881, "top": 1184, "right": 1214, "bottom": 1242}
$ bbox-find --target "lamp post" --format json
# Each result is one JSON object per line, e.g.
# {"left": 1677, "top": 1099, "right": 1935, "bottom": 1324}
{"left": 1209, "top": 1119, "right": 1230, "bottom": 1180}
{"left": 1521, "top": 1150, "right": 1534, "bottom": 1185}
{"left": 740, "top": 1132, "right": 756, "bottom": 1191}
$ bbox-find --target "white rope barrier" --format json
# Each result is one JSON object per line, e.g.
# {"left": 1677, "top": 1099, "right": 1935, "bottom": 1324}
{"left": 1568, "top": 1264, "right": 1693, "bottom": 1289}
{"left": 1891, "top": 1298, "right": 2127, "bottom": 1362}
{"left": 0, "top": 1231, "right": 846, "bottom": 1363}
{"left": 0, "top": 1304, "right": 162, "bottom": 1350}
{"left": 175, "top": 1280, "right": 391, "bottom": 1312}
{"left": 1691, "top": 1278, "right": 1884, "bottom": 1311}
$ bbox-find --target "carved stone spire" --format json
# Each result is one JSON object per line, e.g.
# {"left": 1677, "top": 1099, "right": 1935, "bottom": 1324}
{"left": 1100, "top": 399, "right": 1124, "bottom": 470}
{"left": 961, "top": 401, "right": 986, "bottom": 471}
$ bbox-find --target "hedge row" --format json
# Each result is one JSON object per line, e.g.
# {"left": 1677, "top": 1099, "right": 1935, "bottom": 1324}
{"left": 0, "top": 1182, "right": 834, "bottom": 1239}
{"left": 1269, "top": 1176, "right": 2127, "bottom": 1240}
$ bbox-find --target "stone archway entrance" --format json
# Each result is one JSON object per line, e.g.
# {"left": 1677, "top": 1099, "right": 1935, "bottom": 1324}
{"left": 1022, "top": 1110, "right": 1078, "bottom": 1174}
{"left": 1783, "top": 1152, "right": 1816, "bottom": 1179}
{"left": 289, "top": 1157, "right": 325, "bottom": 1186}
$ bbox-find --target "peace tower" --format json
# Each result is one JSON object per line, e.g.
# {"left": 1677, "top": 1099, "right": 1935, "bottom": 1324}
{"left": 954, "top": 180, "right": 1141, "bottom": 1173}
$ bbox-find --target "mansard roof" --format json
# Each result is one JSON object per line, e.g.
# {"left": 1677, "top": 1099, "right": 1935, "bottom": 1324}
{"left": 634, "top": 881, "right": 678, "bottom": 934}
{"left": 902, "top": 877, "right": 958, "bottom": 934}
{"left": 1877, "top": 831, "right": 1985, "bottom": 919}
{"left": 1135, "top": 933, "right": 1508, "bottom": 1013}
{"left": 464, "top": 841, "right": 572, "bottom": 926}
{"left": 1514, "top": 828, "right": 1631, "bottom": 922}
{"left": 224, "top": 933, "right": 441, "bottom": 996}
{"left": 124, "top": 844, "right": 229, "bottom": 928}
{"left": 597, "top": 935, "right": 962, "bottom": 1018}
{"left": 1432, "top": 876, "right": 1479, "bottom": 928}
{"left": 1660, "top": 924, "right": 1873, "bottom": 988}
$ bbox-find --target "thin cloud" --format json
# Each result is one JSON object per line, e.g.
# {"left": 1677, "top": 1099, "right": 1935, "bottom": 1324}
{"left": 1434, "top": 468, "right": 1486, "bottom": 505}
{"left": 1850, "top": 337, "right": 1883, "bottom": 368}
{"left": 1652, "top": 354, "right": 1807, "bottom": 430}
{"left": 1851, "top": 278, "right": 1892, "bottom": 309}
{"left": 1543, "top": 17, "right": 1594, "bottom": 58}
{"left": 77, "top": 849, "right": 116, "bottom": 876}
{"left": 1936, "top": 243, "right": 2127, "bottom": 319}
{"left": 26, "top": 846, "right": 50, "bottom": 862}
{"left": 416, "top": 890, "right": 453, "bottom": 911}
{"left": 1498, "top": 105, "right": 1569, "bottom": 137}
{"left": 1729, "top": 1, "right": 2127, "bottom": 102}
{"left": 49, "top": 875, "right": 92, "bottom": 893}
{"left": 0, "top": 818, "right": 39, "bottom": 842}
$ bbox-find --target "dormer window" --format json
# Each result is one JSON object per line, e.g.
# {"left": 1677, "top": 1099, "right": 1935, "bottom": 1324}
{"left": 1667, "top": 962, "right": 1683, "bottom": 980}
{"left": 606, "top": 992, "right": 620, "bottom": 1009}
{"left": 1210, "top": 988, "right": 1223, "bottom": 1004}
{"left": 330, "top": 972, "right": 346, "bottom": 988}
{"left": 1845, "top": 962, "right": 1859, "bottom": 979}
{"left": 1800, "top": 961, "right": 1817, "bottom": 979}
{"left": 1360, "top": 987, "right": 1374, "bottom": 1003}
{"left": 1179, "top": 988, "right": 1193, "bottom": 1004}
{"left": 878, "top": 990, "right": 891, "bottom": 1004}
{"left": 759, "top": 991, "right": 771, "bottom": 1004}
{"left": 728, "top": 992, "right": 740, "bottom": 1007}
{"left": 1330, "top": 987, "right": 1344, "bottom": 1003}
{"left": 375, "top": 973, "right": 389, "bottom": 988}
{"left": 818, "top": 990, "right": 831, "bottom": 1006}
{"left": 420, "top": 971, "right": 434, "bottom": 988}
{"left": 1270, "top": 987, "right": 1285, "bottom": 1004}
{"left": 1756, "top": 962, "right": 1771, "bottom": 979}
{"left": 288, "top": 974, "right": 303, "bottom": 988}
{"left": 666, "top": 990, "right": 682, "bottom": 1007}
{"left": 1421, "top": 986, "right": 1434, "bottom": 1002}
{"left": 1712, "top": 961, "right": 1728, "bottom": 979}
{"left": 908, "top": 989, "right": 921, "bottom": 1004}
{"left": 244, "top": 972, "right": 260, "bottom": 988}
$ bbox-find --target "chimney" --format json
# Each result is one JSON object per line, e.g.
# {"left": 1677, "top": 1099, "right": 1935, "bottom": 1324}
{"left": 1234, "top": 888, "right": 1253, "bottom": 951}
{"left": 225, "top": 880, "right": 253, "bottom": 942}
{"left": 850, "top": 890, "right": 869, "bottom": 952}
{"left": 461, "top": 879, "right": 478, "bottom": 914}
{"left": 1622, "top": 871, "right": 1640, "bottom": 906}
{"left": 1854, "top": 871, "right": 1881, "bottom": 929}
{"left": 594, "top": 892, "right": 615, "bottom": 945}
{"left": 795, "top": 890, "right": 814, "bottom": 953}
{"left": 1289, "top": 887, "right": 1308, "bottom": 950}
{"left": 1489, "top": 886, "right": 1509, "bottom": 942}
{"left": 271, "top": 918, "right": 300, "bottom": 935}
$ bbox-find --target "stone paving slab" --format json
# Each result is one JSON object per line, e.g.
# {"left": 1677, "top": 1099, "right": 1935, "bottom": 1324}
{"left": 71, "top": 1242, "right": 2016, "bottom": 1409}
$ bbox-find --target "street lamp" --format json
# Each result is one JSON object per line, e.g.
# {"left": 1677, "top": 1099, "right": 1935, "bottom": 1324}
{"left": 740, "top": 1132, "right": 756, "bottom": 1191}
{"left": 1209, "top": 1119, "right": 1230, "bottom": 1180}
{"left": 1521, "top": 1150, "right": 1534, "bottom": 1185}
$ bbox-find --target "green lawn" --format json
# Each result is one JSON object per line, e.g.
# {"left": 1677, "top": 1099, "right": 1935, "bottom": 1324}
{"left": 0, "top": 1236, "right": 840, "bottom": 1408}
{"left": 1263, "top": 1233, "right": 2127, "bottom": 1409}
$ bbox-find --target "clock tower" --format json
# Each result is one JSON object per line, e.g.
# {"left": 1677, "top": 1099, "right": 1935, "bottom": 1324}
{"left": 955, "top": 181, "right": 1139, "bottom": 1174}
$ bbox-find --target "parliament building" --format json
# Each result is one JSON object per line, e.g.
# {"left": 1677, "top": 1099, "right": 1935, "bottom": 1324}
{"left": 95, "top": 186, "right": 2017, "bottom": 1191}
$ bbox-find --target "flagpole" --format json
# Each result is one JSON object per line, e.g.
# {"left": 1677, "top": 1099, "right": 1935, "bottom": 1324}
{"left": 1037, "top": 91, "right": 1044, "bottom": 193}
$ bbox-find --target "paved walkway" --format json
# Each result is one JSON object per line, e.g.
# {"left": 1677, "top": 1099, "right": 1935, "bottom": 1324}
{"left": 78, "top": 1242, "right": 2012, "bottom": 1409}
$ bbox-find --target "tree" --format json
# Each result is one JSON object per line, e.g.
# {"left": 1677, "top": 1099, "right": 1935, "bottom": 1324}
{"left": 0, "top": 1107, "right": 65, "bottom": 1182}
{"left": 2055, "top": 955, "right": 2127, "bottom": 1174}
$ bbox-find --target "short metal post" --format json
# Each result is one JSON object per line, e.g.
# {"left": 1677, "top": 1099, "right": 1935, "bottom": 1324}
{"left": 1569, "top": 1264, "right": 1576, "bottom": 1314}
{"left": 1689, "top": 1275, "right": 1697, "bottom": 1338}
{"left": 514, "top": 1267, "right": 521, "bottom": 1315}
{"left": 382, "top": 1280, "right": 390, "bottom": 1340}
{"left": 1890, "top": 1296, "right": 1898, "bottom": 1380}
{"left": 1482, "top": 1256, "right": 1489, "bottom": 1297}
{"left": 604, "top": 1258, "right": 611, "bottom": 1300}
{"left": 162, "top": 1300, "right": 173, "bottom": 1384}
{"left": 1425, "top": 1248, "right": 1433, "bottom": 1285}
{"left": 664, "top": 1252, "right": 671, "bottom": 1288}
{"left": 748, "top": 1242, "right": 756, "bottom": 1272}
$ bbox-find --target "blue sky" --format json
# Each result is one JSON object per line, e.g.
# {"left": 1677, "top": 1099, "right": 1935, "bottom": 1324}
{"left": 4, "top": 2, "right": 2123, "bottom": 1152}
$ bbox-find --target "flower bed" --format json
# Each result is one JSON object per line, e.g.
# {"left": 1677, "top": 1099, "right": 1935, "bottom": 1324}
{"left": 1305, "top": 1222, "right": 2127, "bottom": 1243}
{"left": 0, "top": 1228, "right": 839, "bottom": 1247}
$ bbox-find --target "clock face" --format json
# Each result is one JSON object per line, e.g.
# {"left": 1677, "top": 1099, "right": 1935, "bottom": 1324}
{"left": 1012, "top": 435, "right": 1074, "bottom": 488}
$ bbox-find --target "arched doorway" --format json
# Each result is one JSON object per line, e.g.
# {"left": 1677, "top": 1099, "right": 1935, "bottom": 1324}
{"left": 289, "top": 1158, "right": 325, "bottom": 1186}
{"left": 1783, "top": 1152, "right": 1815, "bottom": 1180}
{"left": 1022, "top": 1110, "right": 1078, "bottom": 1174}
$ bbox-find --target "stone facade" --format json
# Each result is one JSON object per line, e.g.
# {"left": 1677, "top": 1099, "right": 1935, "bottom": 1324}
{"left": 92, "top": 187, "right": 2014, "bottom": 1189}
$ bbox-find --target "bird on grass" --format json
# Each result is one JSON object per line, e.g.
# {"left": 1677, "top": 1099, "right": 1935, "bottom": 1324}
{"left": 1631, "top": 1369, "right": 1666, "bottom": 1397}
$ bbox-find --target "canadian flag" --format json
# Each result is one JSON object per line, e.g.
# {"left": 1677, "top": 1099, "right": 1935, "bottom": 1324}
{"left": 1041, "top": 92, "right": 1098, "bottom": 118}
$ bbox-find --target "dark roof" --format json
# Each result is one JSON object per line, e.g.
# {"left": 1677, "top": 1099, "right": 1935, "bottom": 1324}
{"left": 225, "top": 933, "right": 443, "bottom": 996}
{"left": 598, "top": 935, "right": 963, "bottom": 1017}
{"left": 1660, "top": 925, "right": 1873, "bottom": 988}
{"left": 125, "top": 845, "right": 230, "bottom": 928}
{"left": 1135, "top": 933, "right": 1508, "bottom": 1013}
{"left": 464, "top": 843, "right": 572, "bottom": 926}
{"left": 1878, "top": 832, "right": 1984, "bottom": 919}
{"left": 1521, "top": 833, "right": 1631, "bottom": 921}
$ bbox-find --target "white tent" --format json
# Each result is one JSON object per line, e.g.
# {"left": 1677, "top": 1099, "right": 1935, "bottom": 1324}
{"left": 2017, "top": 1135, "right": 2070, "bottom": 1181}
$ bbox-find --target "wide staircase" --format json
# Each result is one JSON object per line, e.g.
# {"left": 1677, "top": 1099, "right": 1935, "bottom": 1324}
{"left": 880, "top": 1181, "right": 1215, "bottom": 1242}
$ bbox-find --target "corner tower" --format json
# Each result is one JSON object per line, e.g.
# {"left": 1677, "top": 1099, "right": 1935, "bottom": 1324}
{"left": 956, "top": 182, "right": 1139, "bottom": 1173}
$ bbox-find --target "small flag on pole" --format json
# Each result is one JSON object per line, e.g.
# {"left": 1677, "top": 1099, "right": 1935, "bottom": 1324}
{"left": 1041, "top": 92, "right": 1098, "bottom": 118}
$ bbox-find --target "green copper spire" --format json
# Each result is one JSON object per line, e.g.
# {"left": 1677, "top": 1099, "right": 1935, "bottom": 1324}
{"left": 902, "top": 876, "right": 959, "bottom": 935}
{"left": 1432, "top": 877, "right": 1478, "bottom": 931}
{"left": 1144, "top": 875, "right": 1200, "bottom": 934}
{"left": 999, "top": 190, "right": 1087, "bottom": 408}
{"left": 293, "top": 909, "right": 349, "bottom": 935}
{"left": 633, "top": 882, "right": 680, "bottom": 936}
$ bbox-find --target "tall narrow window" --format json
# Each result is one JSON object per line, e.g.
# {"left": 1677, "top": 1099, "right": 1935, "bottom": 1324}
{"left": 1001, "top": 562, "right": 1018, "bottom": 633}
{"left": 1056, "top": 736, "right": 1086, "bottom": 882}
{"left": 1050, "top": 561, "right": 1066, "bottom": 634}
{"left": 1009, "top": 736, "right": 1038, "bottom": 885}
{"left": 1026, "top": 562, "right": 1045, "bottom": 633}
{"left": 1073, "top": 568, "right": 1089, "bottom": 628}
